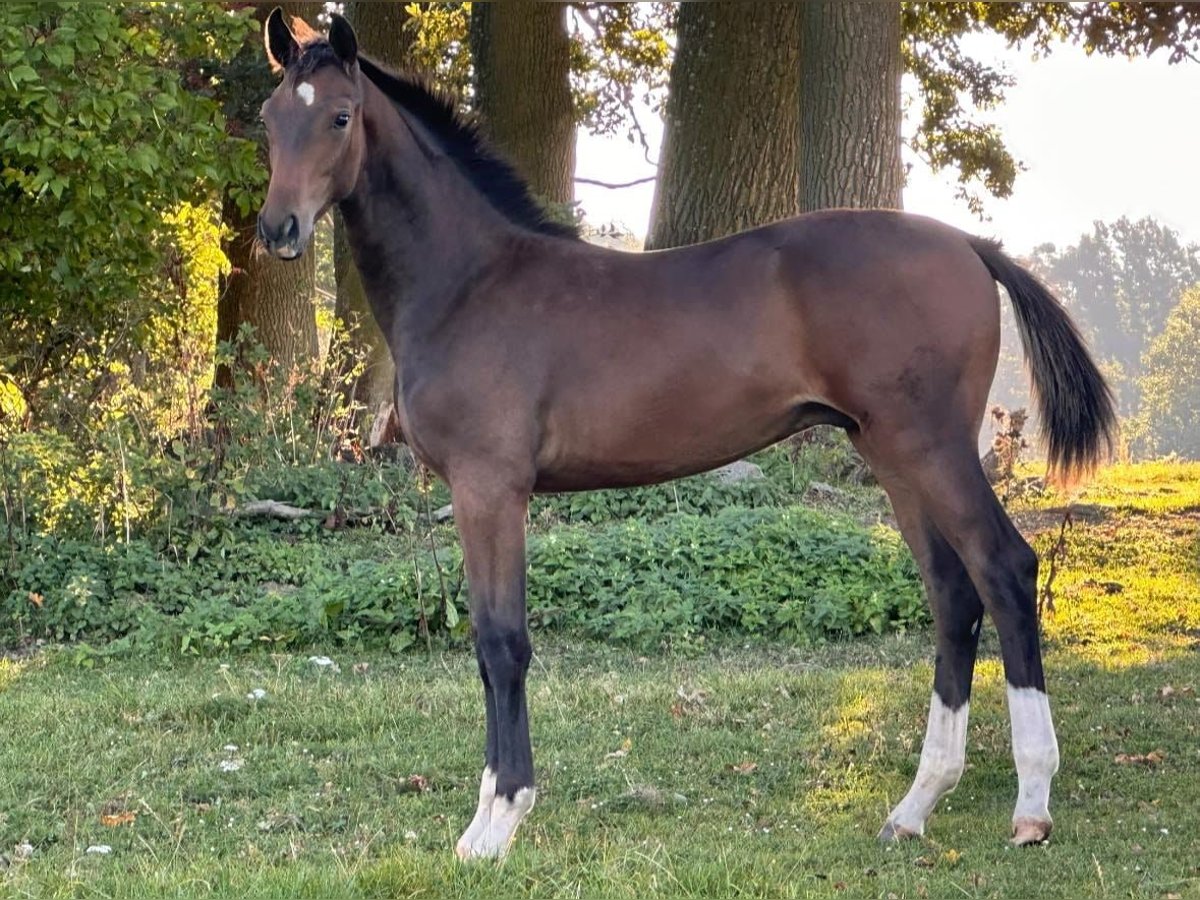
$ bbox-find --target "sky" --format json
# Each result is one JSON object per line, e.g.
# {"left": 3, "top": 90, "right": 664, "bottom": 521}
{"left": 574, "top": 32, "right": 1200, "bottom": 256}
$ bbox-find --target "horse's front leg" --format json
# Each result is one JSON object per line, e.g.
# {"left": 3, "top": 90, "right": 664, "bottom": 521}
{"left": 451, "top": 477, "right": 535, "bottom": 860}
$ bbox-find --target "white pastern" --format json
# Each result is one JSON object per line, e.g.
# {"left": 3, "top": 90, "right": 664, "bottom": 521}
{"left": 455, "top": 767, "right": 496, "bottom": 859}
{"left": 1007, "top": 685, "right": 1059, "bottom": 827}
{"left": 296, "top": 81, "right": 315, "bottom": 107}
{"left": 455, "top": 768, "right": 536, "bottom": 860}
{"left": 883, "top": 693, "right": 969, "bottom": 836}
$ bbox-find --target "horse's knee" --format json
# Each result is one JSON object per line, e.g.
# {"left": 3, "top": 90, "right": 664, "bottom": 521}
{"left": 978, "top": 537, "right": 1038, "bottom": 621}
{"left": 1010, "top": 539, "right": 1038, "bottom": 590}
{"left": 474, "top": 615, "right": 531, "bottom": 682}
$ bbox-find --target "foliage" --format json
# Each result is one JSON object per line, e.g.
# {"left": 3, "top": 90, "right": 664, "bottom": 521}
{"left": 904, "top": 3, "right": 1200, "bottom": 214}
{"left": 0, "top": 3, "right": 258, "bottom": 425}
{"left": 1029, "top": 217, "right": 1200, "bottom": 414}
{"left": 987, "top": 216, "right": 1200, "bottom": 439}
{"left": 526, "top": 506, "right": 925, "bottom": 647}
{"left": 2, "top": 308, "right": 916, "bottom": 658}
{"left": 401, "top": 3, "right": 473, "bottom": 99}
{"left": 568, "top": 3, "right": 673, "bottom": 150}
{"left": 0, "top": 326, "right": 381, "bottom": 545}
{"left": 1, "top": 502, "right": 924, "bottom": 656}
{"left": 1128, "top": 287, "right": 1200, "bottom": 458}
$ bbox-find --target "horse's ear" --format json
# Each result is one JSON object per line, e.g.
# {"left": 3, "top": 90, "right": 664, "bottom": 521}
{"left": 328, "top": 14, "right": 358, "bottom": 66}
{"left": 264, "top": 7, "right": 299, "bottom": 73}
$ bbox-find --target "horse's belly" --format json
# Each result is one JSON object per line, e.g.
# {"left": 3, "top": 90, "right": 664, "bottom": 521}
{"left": 532, "top": 396, "right": 846, "bottom": 493}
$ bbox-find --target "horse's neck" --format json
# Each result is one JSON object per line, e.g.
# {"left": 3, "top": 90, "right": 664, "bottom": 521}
{"left": 339, "top": 82, "right": 510, "bottom": 339}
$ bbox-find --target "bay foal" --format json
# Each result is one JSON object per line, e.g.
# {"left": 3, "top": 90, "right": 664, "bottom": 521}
{"left": 256, "top": 12, "right": 1115, "bottom": 858}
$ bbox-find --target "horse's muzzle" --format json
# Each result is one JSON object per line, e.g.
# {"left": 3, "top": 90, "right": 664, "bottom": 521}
{"left": 257, "top": 212, "right": 306, "bottom": 260}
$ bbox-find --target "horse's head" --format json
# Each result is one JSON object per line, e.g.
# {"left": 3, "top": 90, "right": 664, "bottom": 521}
{"left": 258, "top": 9, "right": 364, "bottom": 260}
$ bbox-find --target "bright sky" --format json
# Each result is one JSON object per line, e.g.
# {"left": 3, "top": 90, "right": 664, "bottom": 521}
{"left": 575, "top": 32, "right": 1200, "bottom": 255}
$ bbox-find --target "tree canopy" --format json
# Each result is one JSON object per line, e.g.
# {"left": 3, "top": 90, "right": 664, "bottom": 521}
{"left": 0, "top": 3, "right": 256, "bottom": 422}
{"left": 1030, "top": 217, "right": 1200, "bottom": 412}
{"left": 1130, "top": 287, "right": 1200, "bottom": 458}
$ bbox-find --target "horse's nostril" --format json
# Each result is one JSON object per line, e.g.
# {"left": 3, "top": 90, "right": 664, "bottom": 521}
{"left": 284, "top": 214, "right": 299, "bottom": 243}
{"left": 256, "top": 214, "right": 269, "bottom": 245}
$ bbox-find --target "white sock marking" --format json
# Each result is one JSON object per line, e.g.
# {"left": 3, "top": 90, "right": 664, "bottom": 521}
{"left": 455, "top": 767, "right": 536, "bottom": 860}
{"left": 1008, "top": 685, "right": 1059, "bottom": 825}
{"left": 456, "top": 767, "right": 496, "bottom": 856}
{"left": 885, "top": 693, "right": 969, "bottom": 834}
{"left": 296, "top": 81, "right": 315, "bottom": 106}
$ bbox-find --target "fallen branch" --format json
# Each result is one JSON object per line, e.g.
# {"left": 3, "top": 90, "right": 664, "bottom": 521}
{"left": 231, "top": 500, "right": 321, "bottom": 521}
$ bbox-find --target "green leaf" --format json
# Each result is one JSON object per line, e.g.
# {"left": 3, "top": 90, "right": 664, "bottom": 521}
{"left": 8, "top": 63, "right": 37, "bottom": 84}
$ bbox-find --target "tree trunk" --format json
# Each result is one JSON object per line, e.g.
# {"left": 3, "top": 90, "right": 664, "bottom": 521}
{"left": 798, "top": 1, "right": 903, "bottom": 211}
{"left": 215, "top": 1, "right": 321, "bottom": 390}
{"left": 333, "top": 1, "right": 416, "bottom": 418}
{"left": 469, "top": 1, "right": 575, "bottom": 206}
{"left": 217, "top": 198, "right": 318, "bottom": 387}
{"left": 646, "top": 3, "right": 802, "bottom": 251}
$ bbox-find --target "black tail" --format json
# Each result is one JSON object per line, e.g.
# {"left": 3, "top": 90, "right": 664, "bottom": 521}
{"left": 969, "top": 237, "right": 1116, "bottom": 485}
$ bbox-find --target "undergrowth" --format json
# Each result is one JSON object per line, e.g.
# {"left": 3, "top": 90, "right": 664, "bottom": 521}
{"left": 1, "top": 330, "right": 919, "bottom": 659}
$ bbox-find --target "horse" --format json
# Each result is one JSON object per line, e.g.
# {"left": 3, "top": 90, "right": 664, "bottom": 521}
{"left": 256, "top": 10, "right": 1115, "bottom": 859}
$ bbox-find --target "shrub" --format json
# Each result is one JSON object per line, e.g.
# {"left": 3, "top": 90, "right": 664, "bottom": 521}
{"left": 2, "top": 503, "right": 925, "bottom": 657}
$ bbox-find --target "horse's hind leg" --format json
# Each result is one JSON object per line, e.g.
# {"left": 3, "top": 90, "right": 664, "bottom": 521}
{"left": 866, "top": 437, "right": 1059, "bottom": 844}
{"left": 866, "top": 475, "right": 984, "bottom": 840}
{"left": 450, "top": 475, "right": 536, "bottom": 860}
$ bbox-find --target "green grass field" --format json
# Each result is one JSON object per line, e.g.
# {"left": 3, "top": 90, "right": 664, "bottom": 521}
{"left": 2, "top": 463, "right": 1199, "bottom": 898}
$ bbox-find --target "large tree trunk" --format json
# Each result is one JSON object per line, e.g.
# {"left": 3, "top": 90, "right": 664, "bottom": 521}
{"left": 215, "top": 1, "right": 321, "bottom": 390}
{"left": 333, "top": 1, "right": 416, "bottom": 419}
{"left": 469, "top": 1, "right": 575, "bottom": 206}
{"left": 646, "top": 3, "right": 802, "bottom": 251}
{"left": 798, "top": 2, "right": 903, "bottom": 211}
{"left": 216, "top": 198, "right": 318, "bottom": 387}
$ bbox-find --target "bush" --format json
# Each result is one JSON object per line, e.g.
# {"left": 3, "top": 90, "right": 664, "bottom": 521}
{"left": 2, "top": 502, "right": 925, "bottom": 657}
{"left": 1, "top": 320, "right": 917, "bottom": 660}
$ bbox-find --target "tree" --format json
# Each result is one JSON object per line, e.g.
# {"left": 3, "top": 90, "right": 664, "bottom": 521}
{"left": 799, "top": 2, "right": 903, "bottom": 212}
{"left": 1130, "top": 287, "right": 1200, "bottom": 459}
{"left": 332, "top": 1, "right": 417, "bottom": 420}
{"left": 1028, "top": 217, "right": 1200, "bottom": 413}
{"left": 0, "top": 2, "right": 255, "bottom": 428}
{"left": 647, "top": 3, "right": 1200, "bottom": 250}
{"left": 904, "top": 3, "right": 1200, "bottom": 213}
{"left": 567, "top": 4, "right": 673, "bottom": 146}
{"left": 470, "top": 1, "right": 575, "bottom": 207}
{"left": 645, "top": 3, "right": 801, "bottom": 250}
{"left": 214, "top": 2, "right": 321, "bottom": 389}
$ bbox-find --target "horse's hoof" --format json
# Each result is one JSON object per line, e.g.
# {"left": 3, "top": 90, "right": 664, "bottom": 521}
{"left": 877, "top": 820, "right": 921, "bottom": 843}
{"left": 455, "top": 837, "right": 499, "bottom": 862}
{"left": 1011, "top": 816, "right": 1052, "bottom": 846}
{"left": 455, "top": 786, "right": 536, "bottom": 861}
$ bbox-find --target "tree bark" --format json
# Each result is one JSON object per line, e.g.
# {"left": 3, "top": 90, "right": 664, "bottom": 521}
{"left": 333, "top": 1, "right": 416, "bottom": 417}
{"left": 469, "top": 1, "right": 575, "bottom": 206}
{"left": 215, "top": 1, "right": 321, "bottom": 390}
{"left": 798, "top": 1, "right": 903, "bottom": 211}
{"left": 646, "top": 3, "right": 802, "bottom": 250}
{"left": 217, "top": 197, "right": 318, "bottom": 387}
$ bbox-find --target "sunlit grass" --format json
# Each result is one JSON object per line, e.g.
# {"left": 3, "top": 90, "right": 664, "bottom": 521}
{"left": 1, "top": 462, "right": 1199, "bottom": 898}
{"left": 1023, "top": 458, "right": 1200, "bottom": 514}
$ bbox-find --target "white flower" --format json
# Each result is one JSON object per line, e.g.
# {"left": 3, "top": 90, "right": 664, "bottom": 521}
{"left": 223, "top": 744, "right": 239, "bottom": 753}
{"left": 246, "top": 688, "right": 267, "bottom": 701}
{"left": 85, "top": 845, "right": 113, "bottom": 855}
{"left": 219, "top": 759, "right": 243, "bottom": 773}
{"left": 308, "top": 656, "right": 335, "bottom": 667}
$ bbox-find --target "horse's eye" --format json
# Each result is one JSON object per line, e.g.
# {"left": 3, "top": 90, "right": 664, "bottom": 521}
{"left": 334, "top": 111, "right": 351, "bottom": 130}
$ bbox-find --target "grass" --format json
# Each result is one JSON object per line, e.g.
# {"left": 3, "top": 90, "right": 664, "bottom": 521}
{"left": 1, "top": 462, "right": 1199, "bottom": 898}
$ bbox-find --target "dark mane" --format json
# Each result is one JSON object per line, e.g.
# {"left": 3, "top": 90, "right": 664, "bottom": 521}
{"left": 292, "top": 41, "right": 579, "bottom": 240}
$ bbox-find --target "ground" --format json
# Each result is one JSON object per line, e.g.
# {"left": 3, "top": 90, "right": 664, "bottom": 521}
{"left": 1, "top": 463, "right": 1198, "bottom": 898}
